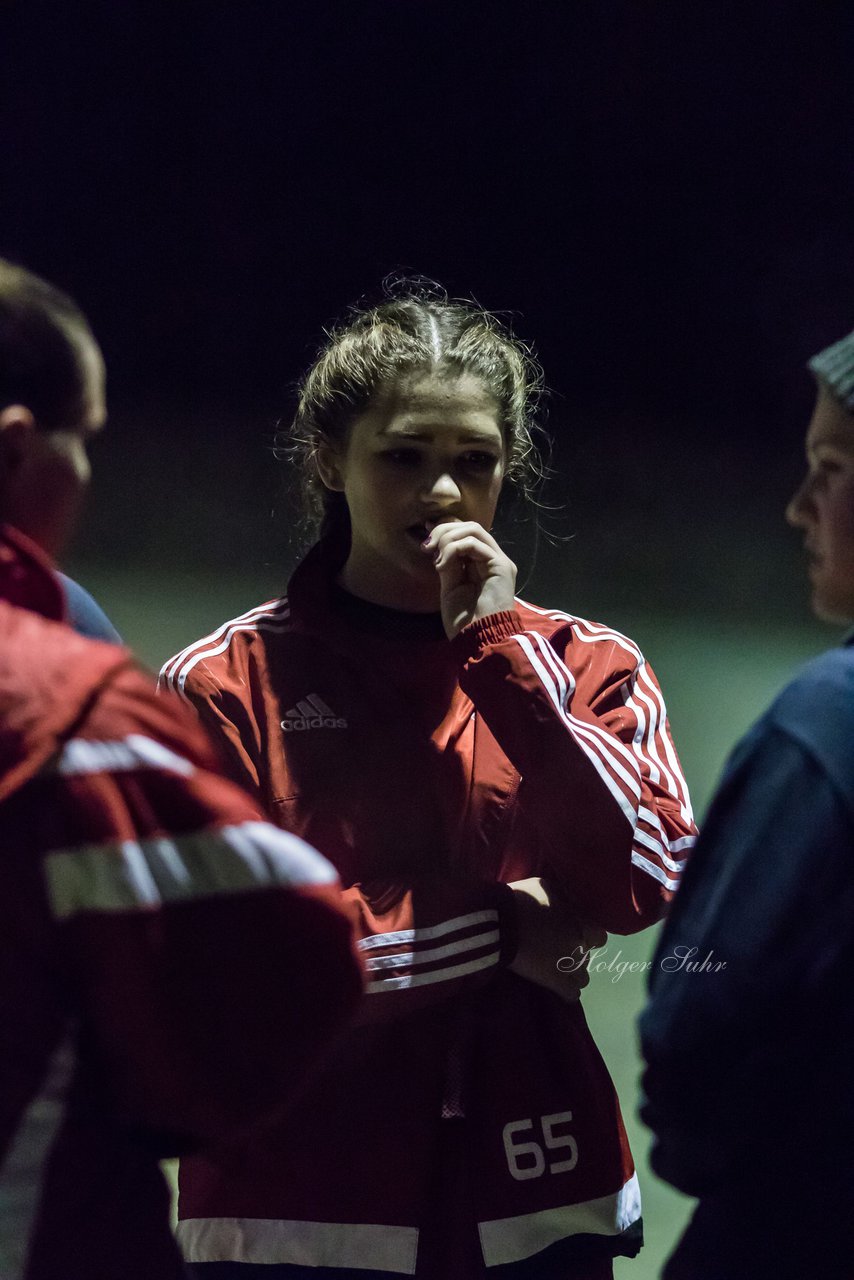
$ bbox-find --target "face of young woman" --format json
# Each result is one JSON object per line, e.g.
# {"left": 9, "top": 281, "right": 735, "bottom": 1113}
{"left": 786, "top": 385, "right": 854, "bottom": 623}
{"left": 321, "top": 371, "right": 506, "bottom": 610}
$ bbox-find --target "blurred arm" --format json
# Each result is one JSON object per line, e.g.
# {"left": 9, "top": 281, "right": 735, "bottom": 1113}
{"left": 639, "top": 726, "right": 851, "bottom": 1195}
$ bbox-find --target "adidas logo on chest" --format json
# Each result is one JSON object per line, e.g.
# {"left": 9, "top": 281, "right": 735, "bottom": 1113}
{"left": 280, "top": 693, "right": 348, "bottom": 732}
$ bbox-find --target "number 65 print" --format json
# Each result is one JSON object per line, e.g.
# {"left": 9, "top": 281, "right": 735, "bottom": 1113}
{"left": 502, "top": 1111, "right": 579, "bottom": 1181}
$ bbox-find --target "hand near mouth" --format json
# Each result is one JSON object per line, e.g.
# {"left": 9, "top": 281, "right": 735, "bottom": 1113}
{"left": 421, "top": 520, "right": 517, "bottom": 639}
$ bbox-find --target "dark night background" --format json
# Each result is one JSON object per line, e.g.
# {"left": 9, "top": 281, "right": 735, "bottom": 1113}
{"left": 3, "top": 0, "right": 853, "bottom": 618}
{"left": 3, "top": 5, "right": 853, "bottom": 1271}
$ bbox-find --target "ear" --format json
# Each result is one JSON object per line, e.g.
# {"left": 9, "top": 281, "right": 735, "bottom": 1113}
{"left": 315, "top": 441, "right": 346, "bottom": 493}
{"left": 0, "top": 405, "right": 37, "bottom": 477}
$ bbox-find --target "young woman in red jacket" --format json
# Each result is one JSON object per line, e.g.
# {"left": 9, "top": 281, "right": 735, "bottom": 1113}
{"left": 161, "top": 287, "right": 697, "bottom": 1280}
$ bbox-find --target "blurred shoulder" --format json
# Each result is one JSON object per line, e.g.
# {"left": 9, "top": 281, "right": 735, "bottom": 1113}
{"left": 771, "top": 643, "right": 854, "bottom": 723}
{"left": 58, "top": 573, "right": 121, "bottom": 642}
{"left": 767, "top": 642, "right": 854, "bottom": 801}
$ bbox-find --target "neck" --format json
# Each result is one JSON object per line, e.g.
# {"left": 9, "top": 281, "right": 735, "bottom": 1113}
{"left": 337, "top": 555, "right": 440, "bottom": 613}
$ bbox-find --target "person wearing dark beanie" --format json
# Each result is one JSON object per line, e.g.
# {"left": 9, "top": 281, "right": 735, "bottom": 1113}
{"left": 641, "top": 328, "right": 854, "bottom": 1279}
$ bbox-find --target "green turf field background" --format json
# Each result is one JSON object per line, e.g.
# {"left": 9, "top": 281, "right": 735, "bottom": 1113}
{"left": 71, "top": 564, "right": 830, "bottom": 1278}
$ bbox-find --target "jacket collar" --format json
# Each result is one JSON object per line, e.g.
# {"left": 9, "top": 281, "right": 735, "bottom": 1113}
{"left": 286, "top": 534, "right": 349, "bottom": 633}
{"left": 0, "top": 524, "right": 66, "bottom": 623}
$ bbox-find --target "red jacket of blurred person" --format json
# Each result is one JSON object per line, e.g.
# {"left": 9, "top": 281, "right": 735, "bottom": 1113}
{"left": 0, "top": 524, "right": 363, "bottom": 1280}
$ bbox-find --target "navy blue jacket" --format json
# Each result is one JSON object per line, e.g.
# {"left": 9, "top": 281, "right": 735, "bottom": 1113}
{"left": 640, "top": 638, "right": 854, "bottom": 1279}
{"left": 59, "top": 573, "right": 121, "bottom": 642}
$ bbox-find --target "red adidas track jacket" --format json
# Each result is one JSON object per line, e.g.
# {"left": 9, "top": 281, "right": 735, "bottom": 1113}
{"left": 160, "top": 537, "right": 697, "bottom": 1277}
{"left": 0, "top": 527, "right": 362, "bottom": 1280}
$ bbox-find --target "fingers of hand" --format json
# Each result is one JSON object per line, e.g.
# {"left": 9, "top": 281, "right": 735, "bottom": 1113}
{"left": 424, "top": 520, "right": 500, "bottom": 552}
{"left": 434, "top": 535, "right": 500, "bottom": 573}
{"left": 425, "top": 522, "right": 511, "bottom": 570}
{"left": 508, "top": 878, "right": 550, "bottom": 908}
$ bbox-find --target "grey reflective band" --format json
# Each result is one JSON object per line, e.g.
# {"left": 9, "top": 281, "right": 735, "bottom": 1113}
{"left": 808, "top": 329, "right": 854, "bottom": 410}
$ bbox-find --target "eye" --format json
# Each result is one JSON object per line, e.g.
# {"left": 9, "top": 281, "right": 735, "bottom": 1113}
{"left": 809, "top": 455, "right": 844, "bottom": 484}
{"left": 459, "top": 451, "right": 500, "bottom": 471}
{"left": 381, "top": 448, "right": 421, "bottom": 467}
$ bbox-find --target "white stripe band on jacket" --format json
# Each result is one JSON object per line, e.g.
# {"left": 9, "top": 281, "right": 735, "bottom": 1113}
{"left": 637, "top": 805, "right": 695, "bottom": 859}
{"left": 359, "top": 910, "right": 501, "bottom": 994}
{"left": 530, "top": 630, "right": 642, "bottom": 785}
{"left": 517, "top": 601, "right": 694, "bottom": 826}
{"left": 571, "top": 618, "right": 694, "bottom": 825}
{"left": 365, "top": 950, "right": 500, "bottom": 993}
{"left": 512, "top": 633, "right": 638, "bottom": 828}
{"left": 176, "top": 1216, "right": 419, "bottom": 1275}
{"left": 512, "top": 609, "right": 695, "bottom": 886}
{"left": 160, "top": 602, "right": 291, "bottom": 700}
{"left": 57, "top": 735, "right": 195, "bottom": 778}
{"left": 364, "top": 928, "right": 500, "bottom": 973}
{"left": 158, "top": 598, "right": 289, "bottom": 686}
{"left": 478, "top": 1172, "right": 642, "bottom": 1268}
{"left": 533, "top": 633, "right": 691, "bottom": 878}
{"left": 357, "top": 909, "right": 498, "bottom": 951}
{"left": 0, "top": 1035, "right": 76, "bottom": 1279}
{"left": 631, "top": 851, "right": 680, "bottom": 892}
{"left": 633, "top": 826, "right": 690, "bottom": 871}
{"left": 517, "top": 632, "right": 680, "bottom": 889}
{"left": 45, "top": 822, "right": 336, "bottom": 919}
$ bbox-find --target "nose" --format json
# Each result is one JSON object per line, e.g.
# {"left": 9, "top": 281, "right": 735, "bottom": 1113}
{"left": 785, "top": 474, "right": 812, "bottom": 529}
{"left": 422, "top": 469, "right": 461, "bottom": 506}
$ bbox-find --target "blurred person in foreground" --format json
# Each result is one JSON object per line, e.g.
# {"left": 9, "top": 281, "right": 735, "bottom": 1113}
{"left": 640, "top": 330, "right": 854, "bottom": 1279}
{"left": 0, "top": 257, "right": 363, "bottom": 1280}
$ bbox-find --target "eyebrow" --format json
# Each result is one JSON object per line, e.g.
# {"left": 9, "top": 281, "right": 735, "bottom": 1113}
{"left": 377, "top": 428, "right": 503, "bottom": 445}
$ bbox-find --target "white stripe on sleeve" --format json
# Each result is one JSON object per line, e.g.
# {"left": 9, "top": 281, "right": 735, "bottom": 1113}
{"left": 519, "top": 602, "right": 694, "bottom": 815}
{"left": 358, "top": 910, "right": 501, "bottom": 995}
{"left": 158, "top": 599, "right": 289, "bottom": 687}
{"left": 529, "top": 632, "right": 643, "bottom": 790}
{"left": 512, "top": 633, "right": 639, "bottom": 828}
{"left": 363, "top": 929, "right": 501, "bottom": 972}
{"left": 57, "top": 735, "right": 195, "bottom": 778}
{"left": 45, "top": 822, "right": 336, "bottom": 920}
{"left": 365, "top": 951, "right": 500, "bottom": 993}
{"left": 631, "top": 851, "right": 680, "bottom": 892}
{"left": 357, "top": 909, "right": 499, "bottom": 951}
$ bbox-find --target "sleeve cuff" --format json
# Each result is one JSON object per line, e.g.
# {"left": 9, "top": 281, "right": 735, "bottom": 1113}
{"left": 451, "top": 609, "right": 525, "bottom": 667}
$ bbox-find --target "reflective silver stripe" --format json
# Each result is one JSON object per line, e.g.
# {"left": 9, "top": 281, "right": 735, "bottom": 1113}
{"left": 512, "top": 633, "right": 640, "bottom": 828}
{"left": 177, "top": 1216, "right": 419, "bottom": 1274}
{"left": 364, "top": 929, "right": 500, "bottom": 971}
{"left": 0, "top": 1036, "right": 76, "bottom": 1277}
{"left": 636, "top": 807, "right": 694, "bottom": 863}
{"left": 365, "top": 949, "right": 500, "bottom": 993}
{"left": 57, "top": 735, "right": 195, "bottom": 777}
{"left": 173, "top": 610, "right": 291, "bottom": 698}
{"left": 157, "top": 598, "right": 289, "bottom": 690}
{"left": 631, "top": 851, "right": 680, "bottom": 892}
{"left": 357, "top": 909, "right": 498, "bottom": 952}
{"left": 45, "top": 822, "right": 336, "bottom": 919}
{"left": 478, "top": 1172, "right": 642, "bottom": 1267}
